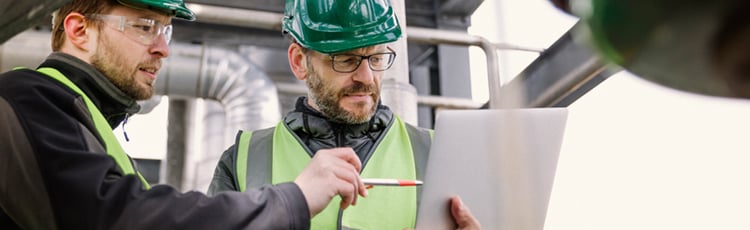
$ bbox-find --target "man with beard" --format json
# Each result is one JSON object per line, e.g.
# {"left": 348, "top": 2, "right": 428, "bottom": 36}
{"left": 0, "top": 0, "right": 370, "bottom": 229}
{"left": 208, "top": 0, "right": 480, "bottom": 229}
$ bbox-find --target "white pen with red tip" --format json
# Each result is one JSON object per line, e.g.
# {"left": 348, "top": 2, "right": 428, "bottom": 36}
{"left": 362, "top": 178, "right": 423, "bottom": 187}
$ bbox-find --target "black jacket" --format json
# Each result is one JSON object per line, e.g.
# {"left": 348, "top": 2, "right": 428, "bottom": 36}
{"left": 0, "top": 52, "right": 309, "bottom": 229}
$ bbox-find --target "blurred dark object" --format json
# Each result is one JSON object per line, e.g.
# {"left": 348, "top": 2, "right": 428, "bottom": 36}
{"left": 0, "top": 0, "right": 69, "bottom": 44}
{"left": 711, "top": 2, "right": 750, "bottom": 98}
{"left": 549, "top": 0, "right": 571, "bottom": 14}
{"left": 551, "top": 0, "right": 750, "bottom": 99}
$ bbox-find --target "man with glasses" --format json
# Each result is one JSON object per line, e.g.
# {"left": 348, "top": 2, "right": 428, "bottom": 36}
{"left": 0, "top": 0, "right": 370, "bottom": 229}
{"left": 208, "top": 0, "right": 480, "bottom": 229}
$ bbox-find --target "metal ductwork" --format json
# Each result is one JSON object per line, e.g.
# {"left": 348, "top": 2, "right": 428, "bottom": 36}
{"left": 156, "top": 42, "right": 280, "bottom": 130}
{"left": 0, "top": 30, "right": 53, "bottom": 71}
{"left": 156, "top": 42, "right": 281, "bottom": 190}
{"left": 0, "top": 0, "right": 69, "bottom": 45}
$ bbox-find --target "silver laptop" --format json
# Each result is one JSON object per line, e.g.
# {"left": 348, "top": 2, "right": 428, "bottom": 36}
{"left": 416, "top": 108, "right": 568, "bottom": 230}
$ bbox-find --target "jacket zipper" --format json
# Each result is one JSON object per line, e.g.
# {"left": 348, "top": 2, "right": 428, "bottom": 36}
{"left": 121, "top": 113, "right": 130, "bottom": 142}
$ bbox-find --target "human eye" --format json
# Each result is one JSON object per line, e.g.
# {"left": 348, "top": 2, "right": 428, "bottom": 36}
{"left": 370, "top": 54, "right": 385, "bottom": 65}
{"left": 129, "top": 19, "right": 157, "bottom": 35}
{"left": 333, "top": 55, "right": 359, "bottom": 67}
{"left": 132, "top": 24, "right": 153, "bottom": 33}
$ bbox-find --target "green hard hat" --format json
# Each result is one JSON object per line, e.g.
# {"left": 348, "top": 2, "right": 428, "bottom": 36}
{"left": 282, "top": 0, "right": 402, "bottom": 53}
{"left": 118, "top": 0, "right": 195, "bottom": 21}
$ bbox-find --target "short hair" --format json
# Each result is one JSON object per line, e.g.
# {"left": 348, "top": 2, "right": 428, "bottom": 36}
{"left": 287, "top": 36, "right": 310, "bottom": 54}
{"left": 51, "top": 0, "right": 118, "bottom": 51}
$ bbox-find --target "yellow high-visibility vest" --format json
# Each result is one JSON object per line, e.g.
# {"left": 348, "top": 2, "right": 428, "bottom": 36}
{"left": 237, "top": 116, "right": 428, "bottom": 229}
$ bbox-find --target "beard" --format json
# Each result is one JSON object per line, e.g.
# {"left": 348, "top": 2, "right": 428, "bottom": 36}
{"left": 306, "top": 59, "right": 379, "bottom": 124}
{"left": 90, "top": 31, "right": 156, "bottom": 100}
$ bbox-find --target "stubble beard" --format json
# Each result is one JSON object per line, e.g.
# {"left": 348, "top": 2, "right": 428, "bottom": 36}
{"left": 306, "top": 60, "right": 379, "bottom": 124}
{"left": 90, "top": 31, "right": 155, "bottom": 100}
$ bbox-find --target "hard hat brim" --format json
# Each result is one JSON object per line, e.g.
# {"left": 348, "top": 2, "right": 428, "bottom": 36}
{"left": 117, "top": 0, "right": 195, "bottom": 21}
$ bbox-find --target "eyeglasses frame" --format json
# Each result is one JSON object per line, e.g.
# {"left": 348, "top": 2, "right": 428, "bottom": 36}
{"left": 326, "top": 47, "right": 397, "bottom": 73}
{"left": 87, "top": 14, "right": 172, "bottom": 46}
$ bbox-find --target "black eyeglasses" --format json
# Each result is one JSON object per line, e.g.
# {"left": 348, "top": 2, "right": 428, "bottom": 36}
{"left": 327, "top": 47, "right": 396, "bottom": 73}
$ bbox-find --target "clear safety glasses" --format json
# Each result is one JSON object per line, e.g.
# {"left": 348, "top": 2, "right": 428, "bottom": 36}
{"left": 327, "top": 47, "right": 397, "bottom": 73}
{"left": 87, "top": 14, "right": 172, "bottom": 45}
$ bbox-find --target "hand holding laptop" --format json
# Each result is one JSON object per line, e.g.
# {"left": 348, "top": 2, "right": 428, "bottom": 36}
{"left": 404, "top": 196, "right": 481, "bottom": 230}
{"left": 451, "top": 196, "right": 482, "bottom": 230}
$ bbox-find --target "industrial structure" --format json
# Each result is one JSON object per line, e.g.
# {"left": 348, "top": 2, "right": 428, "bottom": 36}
{"left": 0, "top": 0, "right": 614, "bottom": 191}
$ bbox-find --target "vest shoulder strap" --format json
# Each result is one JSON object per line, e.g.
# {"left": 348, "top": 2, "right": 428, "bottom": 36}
{"left": 236, "top": 127, "right": 275, "bottom": 191}
{"left": 403, "top": 122, "right": 432, "bottom": 211}
{"left": 35, "top": 67, "right": 149, "bottom": 189}
{"left": 404, "top": 123, "right": 433, "bottom": 181}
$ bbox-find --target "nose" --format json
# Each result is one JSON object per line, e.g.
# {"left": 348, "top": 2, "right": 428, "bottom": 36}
{"left": 149, "top": 34, "right": 170, "bottom": 58}
{"left": 351, "top": 59, "right": 375, "bottom": 84}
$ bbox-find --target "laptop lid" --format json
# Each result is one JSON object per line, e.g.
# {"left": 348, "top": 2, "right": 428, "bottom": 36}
{"left": 416, "top": 108, "right": 568, "bottom": 230}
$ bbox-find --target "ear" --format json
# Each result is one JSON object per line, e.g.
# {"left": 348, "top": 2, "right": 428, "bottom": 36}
{"left": 288, "top": 43, "right": 308, "bottom": 81}
{"left": 63, "top": 12, "right": 93, "bottom": 52}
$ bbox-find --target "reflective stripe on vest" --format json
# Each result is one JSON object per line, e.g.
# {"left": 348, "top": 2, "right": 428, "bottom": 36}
{"left": 36, "top": 67, "right": 150, "bottom": 189}
{"left": 236, "top": 116, "right": 429, "bottom": 229}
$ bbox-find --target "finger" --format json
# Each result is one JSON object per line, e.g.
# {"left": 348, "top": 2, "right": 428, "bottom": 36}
{"left": 336, "top": 179, "right": 357, "bottom": 210}
{"left": 312, "top": 148, "right": 367, "bottom": 208}
{"left": 356, "top": 173, "right": 368, "bottom": 197}
{"left": 450, "top": 196, "right": 480, "bottom": 229}
{"left": 351, "top": 173, "right": 359, "bottom": 206}
{"left": 327, "top": 155, "right": 360, "bottom": 173}
{"left": 330, "top": 148, "right": 367, "bottom": 197}
{"left": 333, "top": 167, "right": 367, "bottom": 199}
{"left": 315, "top": 155, "right": 360, "bottom": 183}
{"left": 313, "top": 148, "right": 361, "bottom": 177}
{"left": 331, "top": 165, "right": 362, "bottom": 206}
{"left": 328, "top": 147, "right": 362, "bottom": 172}
{"left": 326, "top": 148, "right": 368, "bottom": 198}
{"left": 450, "top": 196, "right": 461, "bottom": 215}
{"left": 342, "top": 151, "right": 362, "bottom": 173}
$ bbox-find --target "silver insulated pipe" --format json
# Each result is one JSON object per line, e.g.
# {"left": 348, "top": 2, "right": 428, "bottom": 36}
{"left": 156, "top": 43, "right": 281, "bottom": 191}
{"left": 156, "top": 42, "right": 280, "bottom": 130}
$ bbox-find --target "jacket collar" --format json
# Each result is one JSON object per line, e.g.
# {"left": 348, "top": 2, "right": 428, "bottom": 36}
{"left": 284, "top": 96, "right": 393, "bottom": 144}
{"left": 38, "top": 52, "right": 140, "bottom": 127}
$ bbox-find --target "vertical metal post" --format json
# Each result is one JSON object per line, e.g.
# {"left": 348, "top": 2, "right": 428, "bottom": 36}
{"left": 381, "top": 0, "right": 419, "bottom": 124}
{"left": 165, "top": 99, "right": 187, "bottom": 190}
{"left": 481, "top": 39, "right": 506, "bottom": 109}
{"left": 387, "top": 0, "right": 410, "bottom": 85}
